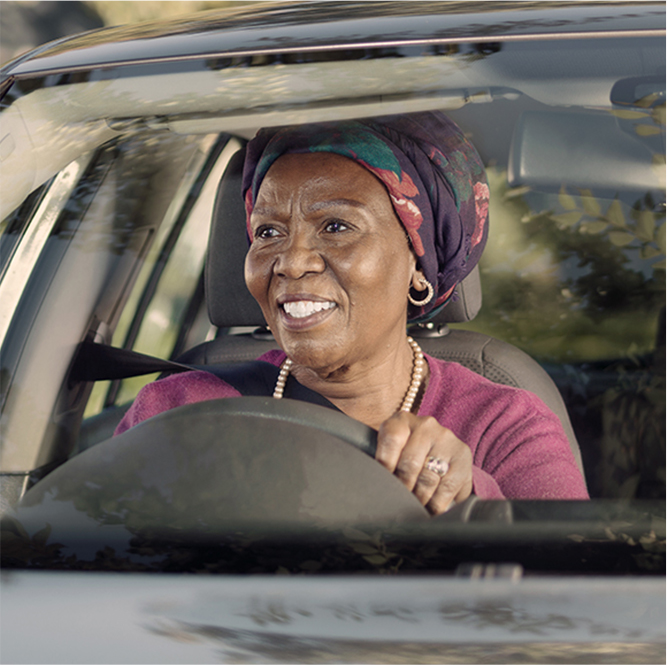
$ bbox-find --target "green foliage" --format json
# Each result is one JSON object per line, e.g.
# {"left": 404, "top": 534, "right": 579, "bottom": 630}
{"left": 458, "top": 168, "right": 665, "bottom": 364}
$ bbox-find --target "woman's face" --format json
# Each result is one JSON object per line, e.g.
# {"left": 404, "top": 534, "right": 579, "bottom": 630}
{"left": 245, "top": 152, "right": 420, "bottom": 373}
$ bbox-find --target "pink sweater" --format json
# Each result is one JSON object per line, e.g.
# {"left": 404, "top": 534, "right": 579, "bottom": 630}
{"left": 115, "top": 350, "right": 589, "bottom": 500}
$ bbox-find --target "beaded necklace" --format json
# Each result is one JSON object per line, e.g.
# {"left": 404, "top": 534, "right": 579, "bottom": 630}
{"left": 272, "top": 336, "right": 425, "bottom": 413}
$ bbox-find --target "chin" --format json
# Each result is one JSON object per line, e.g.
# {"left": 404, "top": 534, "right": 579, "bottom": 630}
{"left": 280, "top": 336, "right": 347, "bottom": 373}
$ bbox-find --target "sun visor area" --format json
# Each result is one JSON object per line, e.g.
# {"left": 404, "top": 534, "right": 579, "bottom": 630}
{"left": 507, "top": 110, "right": 665, "bottom": 196}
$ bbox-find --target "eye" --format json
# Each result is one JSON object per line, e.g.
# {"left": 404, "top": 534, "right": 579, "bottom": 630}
{"left": 255, "top": 225, "right": 281, "bottom": 239}
{"left": 323, "top": 220, "right": 349, "bottom": 233}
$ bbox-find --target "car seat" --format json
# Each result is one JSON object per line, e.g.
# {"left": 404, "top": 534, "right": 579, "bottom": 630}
{"left": 179, "top": 147, "right": 585, "bottom": 477}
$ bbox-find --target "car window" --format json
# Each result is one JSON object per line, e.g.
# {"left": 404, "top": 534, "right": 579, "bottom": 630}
{"left": 0, "top": 183, "right": 50, "bottom": 280}
{"left": 82, "top": 134, "right": 239, "bottom": 418}
{"left": 0, "top": 157, "right": 92, "bottom": 350}
{"left": 445, "top": 100, "right": 665, "bottom": 499}
{"left": 0, "top": 131, "right": 215, "bottom": 471}
{"left": 110, "top": 137, "right": 242, "bottom": 408}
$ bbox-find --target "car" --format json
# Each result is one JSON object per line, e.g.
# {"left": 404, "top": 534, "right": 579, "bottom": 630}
{"left": 0, "top": 1, "right": 664, "bottom": 663}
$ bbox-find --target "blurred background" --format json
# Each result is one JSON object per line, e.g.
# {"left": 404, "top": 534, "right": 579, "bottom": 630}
{"left": 0, "top": 1, "right": 251, "bottom": 66}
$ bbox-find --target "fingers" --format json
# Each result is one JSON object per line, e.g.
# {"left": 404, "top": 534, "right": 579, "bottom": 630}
{"left": 424, "top": 446, "right": 473, "bottom": 515}
{"left": 393, "top": 416, "right": 446, "bottom": 491}
{"left": 375, "top": 412, "right": 415, "bottom": 474}
{"left": 375, "top": 412, "right": 473, "bottom": 516}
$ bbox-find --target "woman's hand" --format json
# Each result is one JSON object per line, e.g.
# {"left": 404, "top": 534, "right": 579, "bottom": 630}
{"left": 375, "top": 412, "right": 473, "bottom": 515}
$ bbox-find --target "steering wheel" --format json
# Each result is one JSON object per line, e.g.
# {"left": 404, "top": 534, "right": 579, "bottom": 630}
{"left": 15, "top": 398, "right": 430, "bottom": 539}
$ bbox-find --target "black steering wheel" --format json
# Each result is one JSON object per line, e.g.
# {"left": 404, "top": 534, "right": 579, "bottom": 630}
{"left": 15, "top": 398, "right": 430, "bottom": 539}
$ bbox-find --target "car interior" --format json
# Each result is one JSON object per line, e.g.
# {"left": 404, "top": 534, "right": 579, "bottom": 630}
{"left": 76, "top": 145, "right": 585, "bottom": 476}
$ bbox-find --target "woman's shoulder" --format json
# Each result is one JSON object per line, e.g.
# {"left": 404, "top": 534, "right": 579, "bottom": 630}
{"left": 423, "top": 353, "right": 514, "bottom": 392}
{"left": 114, "top": 370, "right": 240, "bottom": 436}
{"left": 421, "top": 355, "right": 588, "bottom": 500}
{"left": 115, "top": 352, "right": 286, "bottom": 436}
{"left": 421, "top": 353, "right": 552, "bottom": 419}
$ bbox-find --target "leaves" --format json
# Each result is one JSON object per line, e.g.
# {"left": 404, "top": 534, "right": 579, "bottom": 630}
{"left": 605, "top": 200, "right": 626, "bottom": 228}
{"left": 363, "top": 554, "right": 389, "bottom": 565}
{"left": 579, "top": 189, "right": 601, "bottom": 217}
{"left": 638, "top": 531, "right": 666, "bottom": 553}
{"left": 611, "top": 109, "right": 648, "bottom": 120}
{"left": 350, "top": 543, "right": 381, "bottom": 555}
{"left": 558, "top": 186, "right": 577, "bottom": 210}
{"left": 652, "top": 103, "right": 666, "bottom": 126}
{"left": 545, "top": 188, "right": 663, "bottom": 277}
{"left": 636, "top": 210, "right": 656, "bottom": 242}
{"left": 634, "top": 93, "right": 663, "bottom": 109}
{"left": 32, "top": 525, "right": 53, "bottom": 547}
{"left": 551, "top": 211, "right": 582, "bottom": 227}
{"left": 635, "top": 124, "right": 662, "bottom": 137}
{"left": 640, "top": 246, "right": 661, "bottom": 259}
{"left": 579, "top": 221, "right": 608, "bottom": 234}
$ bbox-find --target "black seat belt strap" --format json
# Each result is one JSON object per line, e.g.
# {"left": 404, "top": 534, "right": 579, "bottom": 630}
{"left": 72, "top": 341, "right": 192, "bottom": 381}
{"left": 71, "top": 341, "right": 341, "bottom": 412}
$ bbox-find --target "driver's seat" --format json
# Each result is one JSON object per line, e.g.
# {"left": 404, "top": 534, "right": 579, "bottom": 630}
{"left": 179, "top": 148, "right": 585, "bottom": 477}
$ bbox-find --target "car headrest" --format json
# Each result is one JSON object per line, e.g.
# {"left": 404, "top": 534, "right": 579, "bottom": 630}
{"left": 206, "top": 148, "right": 481, "bottom": 329}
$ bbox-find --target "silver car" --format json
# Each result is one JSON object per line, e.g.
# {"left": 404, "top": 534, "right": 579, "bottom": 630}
{"left": 1, "top": 2, "right": 664, "bottom": 663}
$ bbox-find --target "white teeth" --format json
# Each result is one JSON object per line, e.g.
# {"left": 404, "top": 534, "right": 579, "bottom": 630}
{"left": 282, "top": 300, "right": 335, "bottom": 319}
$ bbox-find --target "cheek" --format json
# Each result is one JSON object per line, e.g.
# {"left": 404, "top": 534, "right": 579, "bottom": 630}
{"left": 244, "top": 249, "right": 270, "bottom": 305}
{"left": 342, "top": 242, "right": 412, "bottom": 304}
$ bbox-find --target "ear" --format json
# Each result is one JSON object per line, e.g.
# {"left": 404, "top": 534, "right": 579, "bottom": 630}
{"left": 411, "top": 269, "right": 427, "bottom": 292}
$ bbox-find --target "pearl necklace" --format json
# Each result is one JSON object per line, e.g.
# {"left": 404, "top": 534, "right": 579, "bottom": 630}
{"left": 272, "top": 336, "right": 425, "bottom": 413}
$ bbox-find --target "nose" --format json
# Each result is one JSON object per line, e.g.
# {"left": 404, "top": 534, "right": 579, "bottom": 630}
{"left": 273, "top": 231, "right": 326, "bottom": 279}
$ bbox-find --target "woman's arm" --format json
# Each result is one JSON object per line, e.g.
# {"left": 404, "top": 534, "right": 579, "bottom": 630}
{"left": 473, "top": 396, "right": 589, "bottom": 500}
{"left": 374, "top": 380, "right": 588, "bottom": 514}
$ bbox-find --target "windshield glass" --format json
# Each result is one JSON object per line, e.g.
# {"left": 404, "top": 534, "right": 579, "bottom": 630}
{"left": 0, "top": 26, "right": 664, "bottom": 575}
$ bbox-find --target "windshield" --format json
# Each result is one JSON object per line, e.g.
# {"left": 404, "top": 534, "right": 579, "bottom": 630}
{"left": 0, "top": 22, "right": 664, "bottom": 576}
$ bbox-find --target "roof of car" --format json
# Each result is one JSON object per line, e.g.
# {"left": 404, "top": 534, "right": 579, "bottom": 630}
{"left": 3, "top": 1, "right": 665, "bottom": 78}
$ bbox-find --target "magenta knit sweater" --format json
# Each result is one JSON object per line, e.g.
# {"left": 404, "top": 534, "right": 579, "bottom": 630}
{"left": 115, "top": 350, "right": 589, "bottom": 500}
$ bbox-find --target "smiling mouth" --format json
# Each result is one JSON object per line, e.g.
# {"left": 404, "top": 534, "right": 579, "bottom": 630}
{"left": 281, "top": 300, "right": 336, "bottom": 319}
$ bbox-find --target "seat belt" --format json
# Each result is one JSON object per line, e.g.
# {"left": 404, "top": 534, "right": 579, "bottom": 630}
{"left": 71, "top": 340, "right": 341, "bottom": 412}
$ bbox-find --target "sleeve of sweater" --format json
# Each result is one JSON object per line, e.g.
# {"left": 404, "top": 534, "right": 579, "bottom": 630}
{"left": 421, "top": 358, "right": 589, "bottom": 501}
{"left": 473, "top": 390, "right": 589, "bottom": 500}
{"left": 114, "top": 371, "right": 241, "bottom": 436}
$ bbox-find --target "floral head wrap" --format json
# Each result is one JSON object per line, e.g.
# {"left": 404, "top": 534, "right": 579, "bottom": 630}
{"left": 242, "top": 112, "right": 489, "bottom": 322}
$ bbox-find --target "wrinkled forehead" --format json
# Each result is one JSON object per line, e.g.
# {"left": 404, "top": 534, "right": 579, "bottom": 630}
{"left": 251, "top": 152, "right": 402, "bottom": 229}
{"left": 258, "top": 152, "right": 386, "bottom": 198}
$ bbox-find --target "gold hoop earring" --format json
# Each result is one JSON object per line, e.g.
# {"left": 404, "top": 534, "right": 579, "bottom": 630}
{"left": 408, "top": 277, "right": 434, "bottom": 306}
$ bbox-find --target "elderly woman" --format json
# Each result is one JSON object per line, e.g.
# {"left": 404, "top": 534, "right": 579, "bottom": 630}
{"left": 115, "top": 112, "right": 589, "bottom": 514}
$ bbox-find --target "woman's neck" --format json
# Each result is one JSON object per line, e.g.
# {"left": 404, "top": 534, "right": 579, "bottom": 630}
{"left": 288, "top": 336, "right": 428, "bottom": 429}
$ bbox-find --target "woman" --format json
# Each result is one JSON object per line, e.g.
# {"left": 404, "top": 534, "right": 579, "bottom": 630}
{"left": 116, "top": 112, "right": 589, "bottom": 514}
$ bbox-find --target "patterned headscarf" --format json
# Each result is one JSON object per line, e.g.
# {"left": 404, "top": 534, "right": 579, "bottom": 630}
{"left": 242, "top": 112, "right": 489, "bottom": 322}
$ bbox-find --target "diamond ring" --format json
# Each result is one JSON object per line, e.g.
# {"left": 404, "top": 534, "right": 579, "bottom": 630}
{"left": 424, "top": 456, "right": 449, "bottom": 477}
